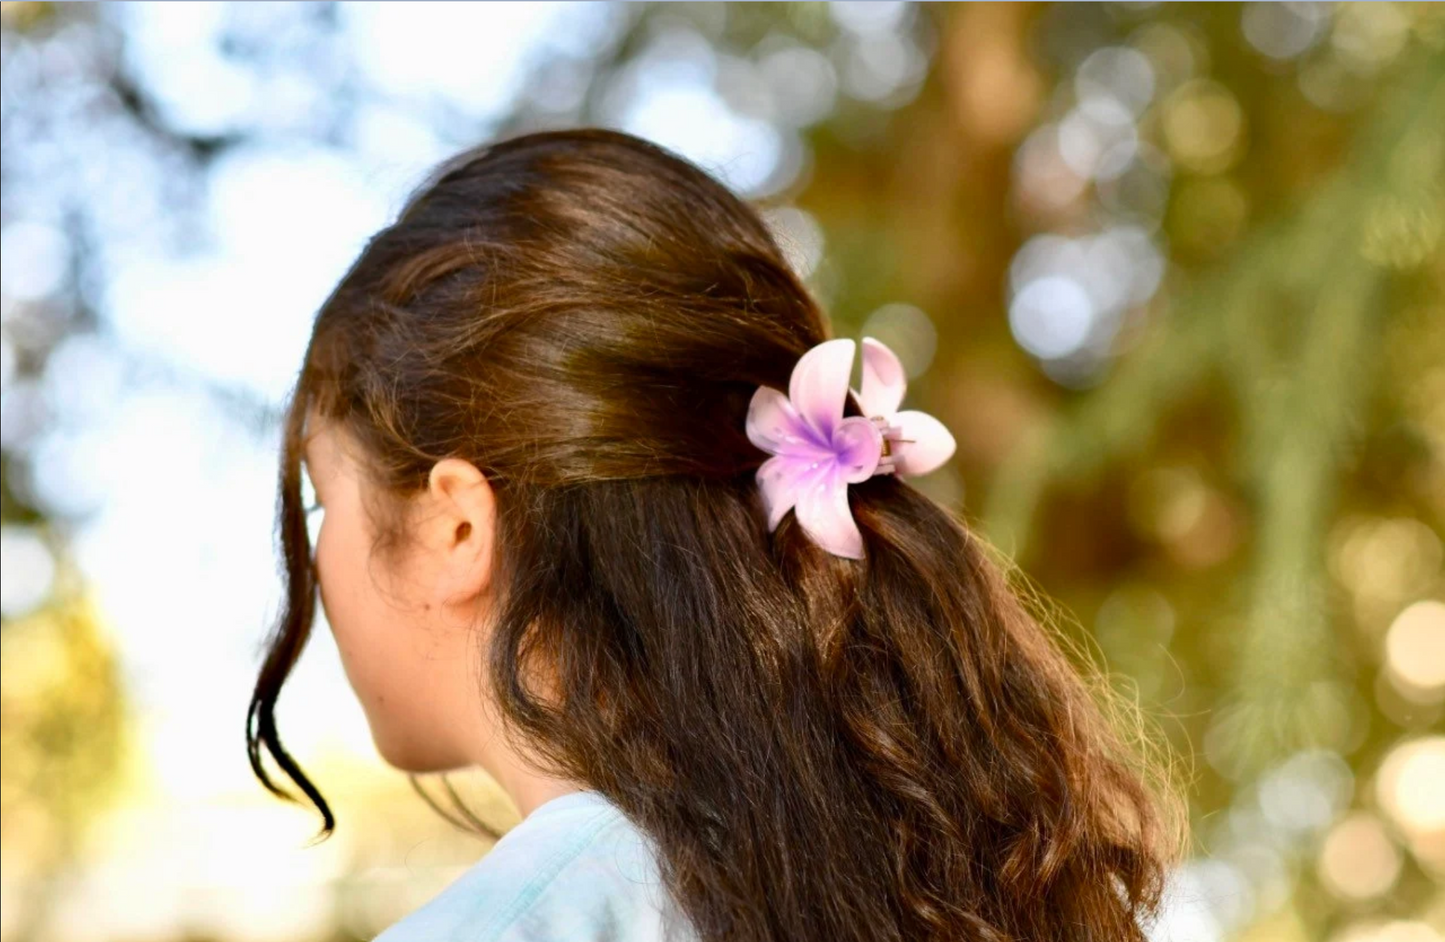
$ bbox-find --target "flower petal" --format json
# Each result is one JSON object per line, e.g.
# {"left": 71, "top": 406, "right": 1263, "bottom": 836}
{"left": 794, "top": 462, "right": 865, "bottom": 559}
{"left": 788, "top": 338, "right": 855, "bottom": 445}
{"left": 746, "top": 385, "right": 830, "bottom": 458}
{"left": 756, "top": 453, "right": 818, "bottom": 532}
{"left": 857, "top": 337, "right": 906, "bottom": 418}
{"left": 831, "top": 415, "right": 884, "bottom": 483}
{"left": 890, "top": 409, "right": 957, "bottom": 478}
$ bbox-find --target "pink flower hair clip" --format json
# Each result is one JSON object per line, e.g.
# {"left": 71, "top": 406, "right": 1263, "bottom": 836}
{"left": 744, "top": 337, "right": 957, "bottom": 560}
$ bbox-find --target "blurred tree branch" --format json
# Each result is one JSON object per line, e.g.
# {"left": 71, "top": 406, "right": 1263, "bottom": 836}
{"left": 984, "top": 39, "right": 1445, "bottom": 778}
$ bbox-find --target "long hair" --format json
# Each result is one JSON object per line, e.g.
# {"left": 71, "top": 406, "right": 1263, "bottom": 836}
{"left": 248, "top": 127, "right": 1188, "bottom": 942}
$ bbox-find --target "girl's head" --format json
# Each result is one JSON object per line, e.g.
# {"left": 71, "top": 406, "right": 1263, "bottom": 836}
{"left": 250, "top": 128, "right": 1187, "bottom": 942}
{"left": 298, "top": 411, "right": 499, "bottom": 774}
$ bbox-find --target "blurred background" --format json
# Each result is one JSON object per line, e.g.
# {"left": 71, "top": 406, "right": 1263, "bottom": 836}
{"left": 1, "top": 2, "right": 1441, "bottom": 940}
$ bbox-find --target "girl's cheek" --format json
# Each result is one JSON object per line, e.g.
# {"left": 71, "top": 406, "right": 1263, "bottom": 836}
{"left": 311, "top": 520, "right": 324, "bottom": 578}
{"left": 313, "top": 522, "right": 334, "bottom": 616}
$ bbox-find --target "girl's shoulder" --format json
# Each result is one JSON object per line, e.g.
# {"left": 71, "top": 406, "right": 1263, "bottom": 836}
{"left": 372, "top": 790, "right": 699, "bottom": 942}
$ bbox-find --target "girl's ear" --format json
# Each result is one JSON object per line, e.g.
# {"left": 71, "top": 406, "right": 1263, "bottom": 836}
{"left": 423, "top": 457, "right": 497, "bottom": 605}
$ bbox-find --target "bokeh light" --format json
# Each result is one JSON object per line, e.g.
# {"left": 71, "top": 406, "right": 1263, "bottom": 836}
{"left": 1318, "top": 811, "right": 1403, "bottom": 902}
{"left": 1241, "top": 2, "right": 1329, "bottom": 61}
{"left": 1161, "top": 79, "right": 1246, "bottom": 176}
{"left": 1384, "top": 600, "right": 1445, "bottom": 703}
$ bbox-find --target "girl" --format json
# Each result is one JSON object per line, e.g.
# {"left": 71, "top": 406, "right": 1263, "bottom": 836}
{"left": 248, "top": 127, "right": 1187, "bottom": 942}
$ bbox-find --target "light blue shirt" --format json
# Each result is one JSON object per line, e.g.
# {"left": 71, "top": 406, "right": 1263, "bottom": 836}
{"left": 373, "top": 790, "right": 701, "bottom": 942}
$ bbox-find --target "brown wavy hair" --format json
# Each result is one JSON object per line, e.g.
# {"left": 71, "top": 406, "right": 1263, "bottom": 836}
{"left": 248, "top": 127, "right": 1188, "bottom": 941}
